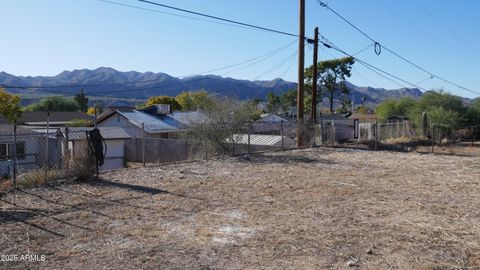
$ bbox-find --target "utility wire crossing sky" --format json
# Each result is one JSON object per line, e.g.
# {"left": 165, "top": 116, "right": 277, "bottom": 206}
{"left": 1, "top": 0, "right": 479, "bottom": 98}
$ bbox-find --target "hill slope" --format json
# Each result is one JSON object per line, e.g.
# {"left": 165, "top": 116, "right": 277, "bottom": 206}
{"left": 1, "top": 67, "right": 423, "bottom": 104}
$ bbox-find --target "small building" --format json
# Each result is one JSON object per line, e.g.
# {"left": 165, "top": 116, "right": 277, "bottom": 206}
{"left": 58, "top": 127, "right": 132, "bottom": 171}
{"left": 0, "top": 125, "right": 48, "bottom": 177}
{"left": 320, "top": 113, "right": 355, "bottom": 141}
{"left": 349, "top": 113, "right": 377, "bottom": 122}
{"left": 253, "top": 113, "right": 296, "bottom": 137}
{"left": 386, "top": 115, "right": 410, "bottom": 123}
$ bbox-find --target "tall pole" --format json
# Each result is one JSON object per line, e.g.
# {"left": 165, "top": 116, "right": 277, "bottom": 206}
{"left": 80, "top": 88, "right": 84, "bottom": 112}
{"left": 311, "top": 27, "right": 319, "bottom": 124}
{"left": 296, "top": 0, "right": 305, "bottom": 147}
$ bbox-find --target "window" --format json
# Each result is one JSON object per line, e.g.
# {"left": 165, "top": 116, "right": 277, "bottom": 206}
{"left": 15, "top": 142, "right": 26, "bottom": 160}
{"left": 0, "top": 144, "right": 6, "bottom": 160}
{"left": 0, "top": 142, "right": 26, "bottom": 160}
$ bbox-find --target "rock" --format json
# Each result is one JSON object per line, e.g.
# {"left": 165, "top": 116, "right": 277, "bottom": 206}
{"left": 366, "top": 248, "right": 373, "bottom": 254}
{"left": 347, "top": 259, "right": 358, "bottom": 267}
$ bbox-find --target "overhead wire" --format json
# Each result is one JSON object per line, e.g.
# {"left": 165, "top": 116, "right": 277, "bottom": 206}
{"left": 137, "top": 0, "right": 301, "bottom": 39}
{"left": 316, "top": 0, "right": 480, "bottom": 96}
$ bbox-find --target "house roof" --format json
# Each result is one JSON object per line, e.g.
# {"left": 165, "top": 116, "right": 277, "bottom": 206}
{"left": 104, "top": 110, "right": 205, "bottom": 133}
{"left": 258, "top": 113, "right": 296, "bottom": 123}
{"left": 231, "top": 134, "right": 295, "bottom": 147}
{"left": 97, "top": 107, "right": 136, "bottom": 123}
{"left": 320, "top": 113, "right": 350, "bottom": 121}
{"left": 0, "top": 125, "right": 34, "bottom": 136}
{"left": 349, "top": 113, "right": 377, "bottom": 120}
{"left": 59, "top": 127, "right": 132, "bottom": 140}
{"left": 17, "top": 111, "right": 92, "bottom": 125}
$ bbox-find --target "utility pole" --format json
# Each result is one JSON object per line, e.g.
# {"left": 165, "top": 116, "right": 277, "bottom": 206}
{"left": 296, "top": 0, "right": 305, "bottom": 147}
{"left": 80, "top": 88, "right": 84, "bottom": 112}
{"left": 311, "top": 27, "right": 319, "bottom": 124}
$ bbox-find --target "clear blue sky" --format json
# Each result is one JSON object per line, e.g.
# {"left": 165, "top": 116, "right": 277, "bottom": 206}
{"left": 1, "top": 0, "right": 479, "bottom": 98}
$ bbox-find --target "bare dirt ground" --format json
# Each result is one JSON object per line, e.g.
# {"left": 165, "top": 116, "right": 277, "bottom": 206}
{"left": 1, "top": 148, "right": 480, "bottom": 269}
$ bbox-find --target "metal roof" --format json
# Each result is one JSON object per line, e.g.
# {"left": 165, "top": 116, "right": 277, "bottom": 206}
{"left": 59, "top": 127, "right": 132, "bottom": 140}
{"left": 118, "top": 110, "right": 205, "bottom": 133}
{"left": 231, "top": 134, "right": 295, "bottom": 147}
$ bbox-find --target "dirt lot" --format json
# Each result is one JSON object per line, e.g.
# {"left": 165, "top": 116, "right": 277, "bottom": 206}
{"left": 1, "top": 148, "right": 479, "bottom": 269}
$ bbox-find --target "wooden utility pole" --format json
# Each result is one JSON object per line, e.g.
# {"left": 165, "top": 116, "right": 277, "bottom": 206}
{"left": 296, "top": 0, "right": 305, "bottom": 147}
{"left": 80, "top": 88, "right": 84, "bottom": 112}
{"left": 311, "top": 27, "right": 319, "bottom": 124}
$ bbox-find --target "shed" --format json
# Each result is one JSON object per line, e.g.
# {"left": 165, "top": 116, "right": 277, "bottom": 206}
{"left": 60, "top": 127, "right": 131, "bottom": 171}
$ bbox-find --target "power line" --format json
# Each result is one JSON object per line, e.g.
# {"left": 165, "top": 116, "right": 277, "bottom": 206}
{"left": 321, "top": 39, "right": 428, "bottom": 91}
{"left": 138, "top": 0, "right": 301, "bottom": 38}
{"left": 412, "top": 0, "right": 480, "bottom": 56}
{"left": 253, "top": 51, "right": 298, "bottom": 80}
{"left": 373, "top": 0, "right": 480, "bottom": 64}
{"left": 98, "top": 0, "right": 271, "bottom": 33}
{"left": 316, "top": 0, "right": 480, "bottom": 96}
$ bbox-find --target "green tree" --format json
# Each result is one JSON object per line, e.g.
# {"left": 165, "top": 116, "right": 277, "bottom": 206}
{"left": 74, "top": 91, "right": 88, "bottom": 112}
{"left": 376, "top": 97, "right": 416, "bottom": 120}
{"left": 266, "top": 92, "right": 281, "bottom": 113}
{"left": 145, "top": 96, "right": 181, "bottom": 110}
{"left": 417, "top": 90, "right": 465, "bottom": 115}
{"left": 305, "top": 56, "right": 355, "bottom": 113}
{"left": 175, "top": 91, "right": 212, "bottom": 111}
{"left": 280, "top": 89, "right": 296, "bottom": 114}
{"left": 0, "top": 88, "right": 22, "bottom": 123}
{"left": 428, "top": 106, "right": 461, "bottom": 132}
{"left": 26, "top": 96, "right": 80, "bottom": 111}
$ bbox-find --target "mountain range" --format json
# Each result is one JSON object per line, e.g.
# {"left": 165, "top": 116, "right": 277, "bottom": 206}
{"left": 0, "top": 67, "right": 423, "bottom": 106}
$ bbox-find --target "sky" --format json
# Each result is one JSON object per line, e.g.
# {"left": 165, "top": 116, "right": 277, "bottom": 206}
{"left": 1, "top": 0, "right": 480, "bottom": 99}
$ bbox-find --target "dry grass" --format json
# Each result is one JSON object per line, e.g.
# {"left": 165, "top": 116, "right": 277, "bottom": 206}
{"left": 0, "top": 158, "right": 93, "bottom": 192}
{"left": 0, "top": 148, "right": 479, "bottom": 269}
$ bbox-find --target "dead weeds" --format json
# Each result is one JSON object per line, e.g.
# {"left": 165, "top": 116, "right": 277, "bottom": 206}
{"left": 0, "top": 147, "right": 479, "bottom": 269}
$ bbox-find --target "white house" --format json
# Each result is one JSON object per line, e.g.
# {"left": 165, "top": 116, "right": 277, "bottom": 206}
{"left": 0, "top": 125, "right": 44, "bottom": 177}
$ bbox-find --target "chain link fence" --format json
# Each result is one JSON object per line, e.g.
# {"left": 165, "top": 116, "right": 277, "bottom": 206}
{"left": 1, "top": 115, "right": 479, "bottom": 192}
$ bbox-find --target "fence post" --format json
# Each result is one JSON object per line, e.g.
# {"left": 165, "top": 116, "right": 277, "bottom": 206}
{"left": 472, "top": 126, "right": 475, "bottom": 147}
{"left": 12, "top": 122, "right": 17, "bottom": 189}
{"left": 142, "top": 123, "right": 145, "bottom": 167}
{"left": 331, "top": 120, "right": 335, "bottom": 146}
{"left": 247, "top": 124, "right": 251, "bottom": 155}
{"left": 45, "top": 110, "right": 50, "bottom": 183}
{"left": 431, "top": 123, "right": 435, "bottom": 153}
{"left": 204, "top": 125, "right": 208, "bottom": 161}
{"left": 374, "top": 120, "right": 378, "bottom": 150}
{"left": 280, "top": 121, "right": 285, "bottom": 150}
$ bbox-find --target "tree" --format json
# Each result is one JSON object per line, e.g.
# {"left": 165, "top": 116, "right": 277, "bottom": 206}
{"left": 305, "top": 56, "right": 355, "bottom": 113}
{"left": 280, "top": 89, "right": 297, "bottom": 114}
{"left": 0, "top": 88, "right": 22, "bottom": 123}
{"left": 417, "top": 90, "right": 465, "bottom": 115}
{"left": 86, "top": 105, "right": 104, "bottom": 116}
{"left": 145, "top": 96, "right": 181, "bottom": 110}
{"left": 26, "top": 96, "right": 79, "bottom": 111}
{"left": 428, "top": 106, "right": 461, "bottom": 132}
{"left": 266, "top": 92, "right": 281, "bottom": 113}
{"left": 376, "top": 97, "right": 416, "bottom": 120}
{"left": 74, "top": 91, "right": 88, "bottom": 112}
{"left": 175, "top": 91, "right": 212, "bottom": 111}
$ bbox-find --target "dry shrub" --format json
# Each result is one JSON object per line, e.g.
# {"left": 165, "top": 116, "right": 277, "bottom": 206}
{"left": 13, "top": 157, "right": 94, "bottom": 190}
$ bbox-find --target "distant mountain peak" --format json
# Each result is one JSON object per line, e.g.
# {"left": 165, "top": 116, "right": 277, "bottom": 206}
{"left": 2, "top": 67, "right": 425, "bottom": 105}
